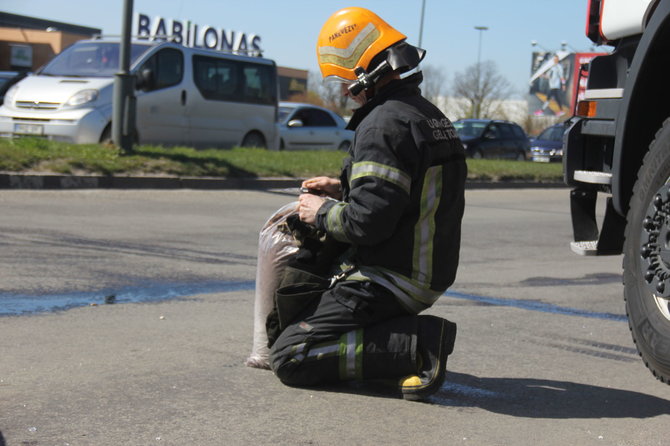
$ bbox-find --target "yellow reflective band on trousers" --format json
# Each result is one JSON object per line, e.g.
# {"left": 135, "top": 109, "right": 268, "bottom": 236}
{"left": 325, "top": 201, "right": 351, "bottom": 243}
{"left": 297, "top": 331, "right": 363, "bottom": 381}
{"left": 318, "top": 23, "right": 380, "bottom": 69}
{"left": 304, "top": 340, "right": 340, "bottom": 361}
{"left": 412, "top": 165, "right": 443, "bottom": 286}
{"left": 338, "top": 329, "right": 363, "bottom": 380}
{"left": 289, "top": 343, "right": 307, "bottom": 364}
{"left": 350, "top": 161, "right": 411, "bottom": 195}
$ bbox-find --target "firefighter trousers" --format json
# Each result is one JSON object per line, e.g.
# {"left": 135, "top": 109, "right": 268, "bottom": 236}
{"left": 269, "top": 279, "right": 420, "bottom": 386}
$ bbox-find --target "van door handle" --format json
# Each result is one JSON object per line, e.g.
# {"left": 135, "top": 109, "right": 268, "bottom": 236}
{"left": 181, "top": 90, "right": 187, "bottom": 106}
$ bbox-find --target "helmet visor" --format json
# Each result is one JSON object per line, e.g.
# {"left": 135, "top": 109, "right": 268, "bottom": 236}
{"left": 323, "top": 74, "right": 354, "bottom": 84}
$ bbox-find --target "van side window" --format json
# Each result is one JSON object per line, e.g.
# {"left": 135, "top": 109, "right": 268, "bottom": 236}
{"left": 242, "top": 64, "right": 274, "bottom": 105}
{"left": 193, "top": 55, "right": 240, "bottom": 101}
{"left": 193, "top": 55, "right": 276, "bottom": 105}
{"left": 140, "top": 48, "right": 183, "bottom": 91}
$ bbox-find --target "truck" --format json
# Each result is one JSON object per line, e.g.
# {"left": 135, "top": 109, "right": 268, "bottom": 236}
{"left": 564, "top": 0, "right": 670, "bottom": 383}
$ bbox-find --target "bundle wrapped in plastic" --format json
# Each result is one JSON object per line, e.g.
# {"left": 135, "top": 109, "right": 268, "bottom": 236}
{"left": 245, "top": 202, "right": 299, "bottom": 369}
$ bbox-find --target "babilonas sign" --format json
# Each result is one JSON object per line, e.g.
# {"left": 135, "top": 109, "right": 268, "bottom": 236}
{"left": 135, "top": 13, "right": 262, "bottom": 55}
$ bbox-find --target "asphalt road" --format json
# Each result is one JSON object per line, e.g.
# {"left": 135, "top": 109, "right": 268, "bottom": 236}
{"left": 1, "top": 188, "right": 669, "bottom": 446}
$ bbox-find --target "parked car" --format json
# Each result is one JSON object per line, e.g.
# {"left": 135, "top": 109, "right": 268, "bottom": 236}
{"left": 453, "top": 119, "right": 530, "bottom": 160}
{"left": 278, "top": 102, "right": 354, "bottom": 151}
{"left": 529, "top": 123, "right": 566, "bottom": 162}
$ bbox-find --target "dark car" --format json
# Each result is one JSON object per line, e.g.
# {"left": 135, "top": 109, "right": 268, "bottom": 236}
{"left": 453, "top": 119, "right": 530, "bottom": 160}
{"left": 529, "top": 123, "right": 566, "bottom": 162}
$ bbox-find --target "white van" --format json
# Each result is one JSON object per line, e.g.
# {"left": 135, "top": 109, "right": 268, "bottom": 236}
{"left": 0, "top": 39, "right": 279, "bottom": 149}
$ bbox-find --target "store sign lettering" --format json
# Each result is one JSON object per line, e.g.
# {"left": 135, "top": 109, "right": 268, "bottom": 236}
{"left": 135, "top": 13, "right": 262, "bottom": 54}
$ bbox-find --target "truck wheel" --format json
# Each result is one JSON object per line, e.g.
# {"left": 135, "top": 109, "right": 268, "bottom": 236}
{"left": 624, "top": 117, "right": 670, "bottom": 384}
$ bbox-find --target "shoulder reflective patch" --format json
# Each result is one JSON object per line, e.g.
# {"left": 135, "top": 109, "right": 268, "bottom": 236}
{"left": 318, "top": 23, "right": 380, "bottom": 69}
{"left": 351, "top": 161, "right": 411, "bottom": 195}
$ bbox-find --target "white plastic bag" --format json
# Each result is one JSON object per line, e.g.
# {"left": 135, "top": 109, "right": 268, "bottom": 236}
{"left": 245, "top": 202, "right": 300, "bottom": 369}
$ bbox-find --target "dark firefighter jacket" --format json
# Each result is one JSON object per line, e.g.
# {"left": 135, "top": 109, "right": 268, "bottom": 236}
{"left": 314, "top": 72, "right": 467, "bottom": 313}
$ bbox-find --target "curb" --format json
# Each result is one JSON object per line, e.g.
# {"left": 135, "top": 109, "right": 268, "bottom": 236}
{"left": 0, "top": 173, "right": 302, "bottom": 190}
{"left": 0, "top": 172, "right": 567, "bottom": 191}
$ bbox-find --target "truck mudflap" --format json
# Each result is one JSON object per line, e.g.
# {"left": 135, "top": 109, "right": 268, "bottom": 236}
{"left": 564, "top": 117, "right": 626, "bottom": 256}
{"left": 569, "top": 188, "right": 626, "bottom": 255}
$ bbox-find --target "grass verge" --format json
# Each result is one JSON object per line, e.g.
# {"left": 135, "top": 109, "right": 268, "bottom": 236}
{"left": 0, "top": 137, "right": 564, "bottom": 182}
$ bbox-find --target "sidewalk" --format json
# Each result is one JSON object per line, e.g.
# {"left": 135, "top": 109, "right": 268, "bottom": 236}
{"left": 0, "top": 172, "right": 566, "bottom": 190}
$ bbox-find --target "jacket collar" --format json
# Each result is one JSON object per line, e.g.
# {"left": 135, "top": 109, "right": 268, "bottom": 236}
{"left": 346, "top": 71, "right": 424, "bottom": 131}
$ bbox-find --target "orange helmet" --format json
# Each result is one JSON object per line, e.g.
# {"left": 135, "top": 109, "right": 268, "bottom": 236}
{"left": 317, "top": 7, "right": 407, "bottom": 82}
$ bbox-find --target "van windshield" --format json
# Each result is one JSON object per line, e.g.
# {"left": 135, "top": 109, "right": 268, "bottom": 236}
{"left": 40, "top": 42, "right": 152, "bottom": 77}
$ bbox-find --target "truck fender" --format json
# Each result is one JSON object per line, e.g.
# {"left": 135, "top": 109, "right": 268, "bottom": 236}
{"left": 611, "top": 0, "right": 670, "bottom": 214}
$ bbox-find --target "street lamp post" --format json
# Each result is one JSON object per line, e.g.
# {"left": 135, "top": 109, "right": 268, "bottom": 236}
{"left": 474, "top": 26, "right": 488, "bottom": 68}
{"left": 112, "top": 0, "right": 136, "bottom": 152}
{"left": 474, "top": 26, "right": 488, "bottom": 118}
{"left": 418, "top": 0, "right": 426, "bottom": 48}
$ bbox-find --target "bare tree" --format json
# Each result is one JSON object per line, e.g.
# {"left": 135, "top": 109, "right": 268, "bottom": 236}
{"left": 451, "top": 61, "right": 513, "bottom": 119}
{"left": 420, "top": 65, "right": 448, "bottom": 106}
{"left": 303, "top": 71, "right": 350, "bottom": 115}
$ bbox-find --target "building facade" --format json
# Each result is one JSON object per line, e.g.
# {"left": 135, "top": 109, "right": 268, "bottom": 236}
{"left": 0, "top": 12, "right": 101, "bottom": 71}
{"left": 0, "top": 12, "right": 308, "bottom": 100}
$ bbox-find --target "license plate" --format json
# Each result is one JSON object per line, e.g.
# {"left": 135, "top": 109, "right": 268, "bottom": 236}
{"left": 532, "top": 156, "right": 550, "bottom": 163}
{"left": 14, "top": 123, "right": 44, "bottom": 135}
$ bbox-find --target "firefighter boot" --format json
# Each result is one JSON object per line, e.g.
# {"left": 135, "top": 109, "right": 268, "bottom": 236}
{"left": 399, "top": 315, "right": 457, "bottom": 401}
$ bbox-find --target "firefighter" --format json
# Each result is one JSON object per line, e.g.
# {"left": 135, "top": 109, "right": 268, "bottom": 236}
{"left": 269, "top": 7, "right": 466, "bottom": 401}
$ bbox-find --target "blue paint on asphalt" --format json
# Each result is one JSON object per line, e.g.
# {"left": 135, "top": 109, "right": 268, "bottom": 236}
{"left": 0, "top": 280, "right": 255, "bottom": 316}
{"left": 0, "top": 280, "right": 627, "bottom": 322}
{"left": 431, "top": 382, "right": 503, "bottom": 404}
{"left": 445, "top": 290, "right": 627, "bottom": 322}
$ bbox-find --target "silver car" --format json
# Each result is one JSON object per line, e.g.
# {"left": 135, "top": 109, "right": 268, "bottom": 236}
{"left": 278, "top": 102, "right": 354, "bottom": 151}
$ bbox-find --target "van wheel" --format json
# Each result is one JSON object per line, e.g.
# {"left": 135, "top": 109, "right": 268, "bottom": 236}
{"left": 472, "top": 150, "right": 483, "bottom": 159}
{"left": 516, "top": 151, "right": 526, "bottom": 161}
{"left": 279, "top": 139, "right": 286, "bottom": 151}
{"left": 99, "top": 124, "right": 139, "bottom": 146}
{"left": 241, "top": 131, "right": 266, "bottom": 149}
